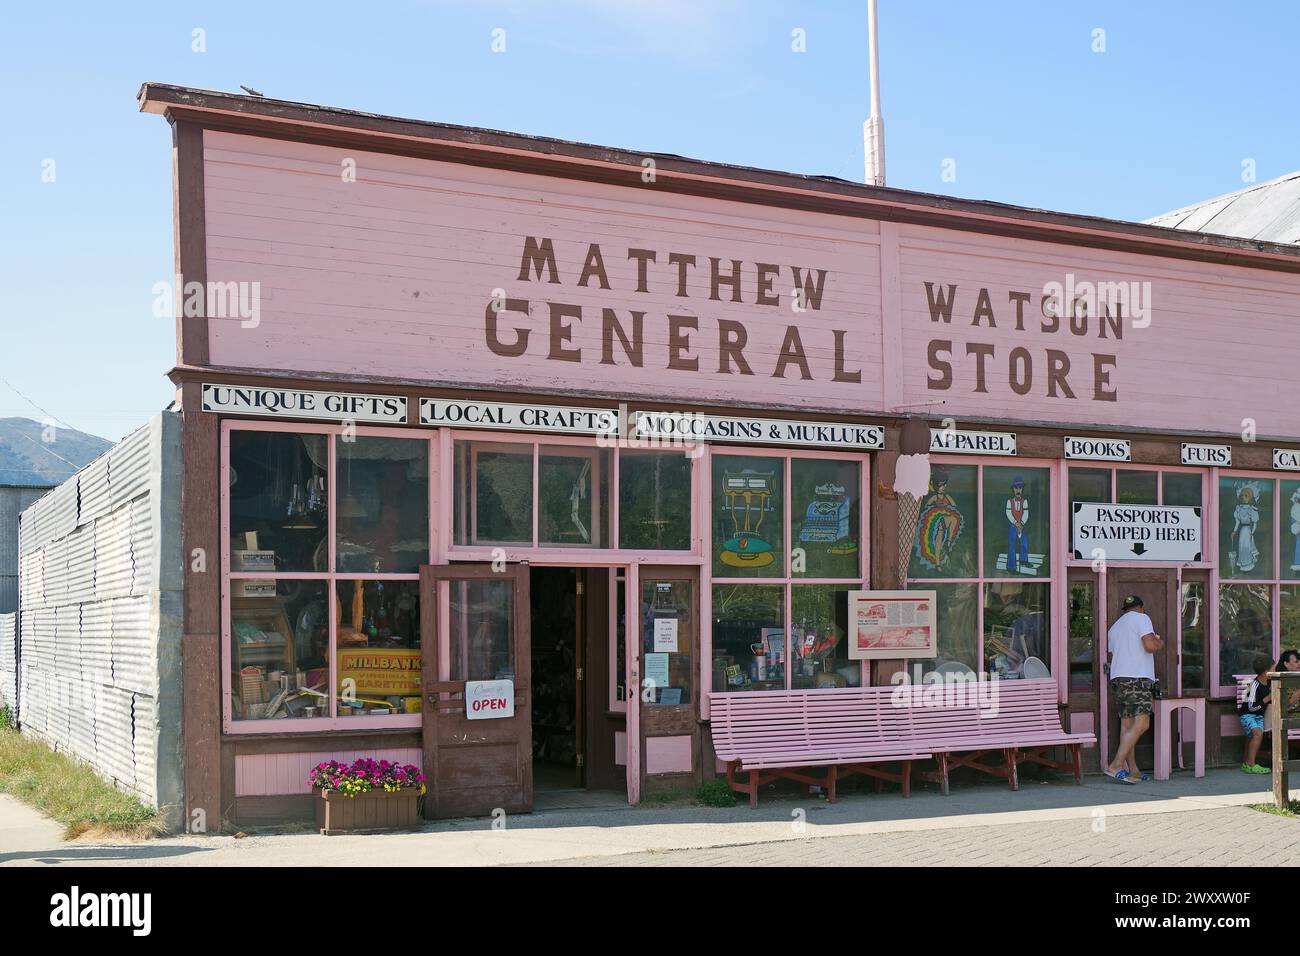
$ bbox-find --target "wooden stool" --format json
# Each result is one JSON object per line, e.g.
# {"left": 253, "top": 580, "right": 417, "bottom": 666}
{"left": 1153, "top": 697, "right": 1205, "bottom": 781}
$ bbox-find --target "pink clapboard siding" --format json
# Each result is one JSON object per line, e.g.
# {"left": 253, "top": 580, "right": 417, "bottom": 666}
{"left": 645, "top": 735, "right": 693, "bottom": 775}
{"left": 235, "top": 748, "right": 422, "bottom": 796}
{"left": 202, "top": 131, "right": 884, "bottom": 414}
{"left": 201, "top": 131, "right": 1300, "bottom": 439}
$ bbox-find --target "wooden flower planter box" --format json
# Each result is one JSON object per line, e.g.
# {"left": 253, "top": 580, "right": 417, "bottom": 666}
{"left": 315, "top": 789, "right": 423, "bottom": 835}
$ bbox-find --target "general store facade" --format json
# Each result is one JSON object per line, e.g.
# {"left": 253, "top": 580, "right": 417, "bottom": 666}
{"left": 139, "top": 84, "right": 1300, "bottom": 824}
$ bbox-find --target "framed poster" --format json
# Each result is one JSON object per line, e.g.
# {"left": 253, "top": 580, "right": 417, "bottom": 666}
{"left": 848, "top": 590, "right": 937, "bottom": 660}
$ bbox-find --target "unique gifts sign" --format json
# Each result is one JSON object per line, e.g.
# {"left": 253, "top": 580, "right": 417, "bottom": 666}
{"left": 848, "top": 590, "right": 937, "bottom": 660}
{"left": 465, "top": 679, "right": 515, "bottom": 719}
{"left": 1070, "top": 502, "right": 1202, "bottom": 561}
{"left": 202, "top": 384, "right": 408, "bottom": 423}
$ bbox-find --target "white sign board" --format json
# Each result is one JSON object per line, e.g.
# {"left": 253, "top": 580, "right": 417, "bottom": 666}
{"left": 1071, "top": 502, "right": 1202, "bottom": 562}
{"left": 653, "top": 617, "right": 679, "bottom": 652}
{"left": 1275, "top": 448, "right": 1300, "bottom": 472}
{"left": 929, "top": 428, "right": 1017, "bottom": 456}
{"left": 465, "top": 679, "right": 515, "bottom": 720}
{"left": 1064, "top": 436, "right": 1130, "bottom": 462}
{"left": 421, "top": 399, "right": 618, "bottom": 436}
{"left": 1182, "top": 443, "right": 1231, "bottom": 467}
{"left": 635, "top": 411, "right": 883, "bottom": 450}
{"left": 203, "top": 384, "right": 408, "bottom": 423}
{"left": 847, "top": 590, "right": 937, "bottom": 660}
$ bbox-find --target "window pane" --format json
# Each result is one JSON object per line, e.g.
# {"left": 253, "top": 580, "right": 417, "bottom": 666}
{"left": 231, "top": 580, "right": 329, "bottom": 720}
{"left": 335, "top": 580, "right": 421, "bottom": 717}
{"left": 1163, "top": 472, "right": 1203, "bottom": 509}
{"left": 1218, "top": 583, "right": 1272, "bottom": 683}
{"left": 1116, "top": 470, "right": 1157, "bottom": 505}
{"left": 791, "top": 585, "right": 857, "bottom": 688}
{"left": 791, "top": 459, "right": 860, "bottom": 578}
{"left": 539, "top": 446, "right": 609, "bottom": 547}
{"left": 454, "top": 442, "right": 534, "bottom": 545}
{"left": 642, "top": 578, "right": 693, "bottom": 705}
{"left": 984, "top": 582, "right": 1050, "bottom": 678}
{"left": 336, "top": 437, "right": 428, "bottom": 573}
{"left": 984, "top": 466, "right": 1050, "bottom": 578}
{"left": 1219, "top": 477, "right": 1273, "bottom": 579}
{"left": 1180, "top": 580, "right": 1206, "bottom": 692}
{"left": 909, "top": 463, "right": 977, "bottom": 579}
{"left": 1068, "top": 580, "right": 1095, "bottom": 692}
{"left": 925, "top": 582, "right": 978, "bottom": 674}
{"left": 619, "top": 451, "right": 692, "bottom": 550}
{"left": 1282, "top": 586, "right": 1300, "bottom": 658}
{"left": 712, "top": 456, "right": 784, "bottom": 578}
{"left": 1069, "top": 467, "right": 1111, "bottom": 505}
{"left": 711, "top": 584, "right": 784, "bottom": 691}
{"left": 229, "top": 431, "right": 328, "bottom": 572}
{"left": 448, "top": 578, "right": 515, "bottom": 681}
{"left": 615, "top": 575, "right": 627, "bottom": 703}
{"left": 1283, "top": 480, "right": 1300, "bottom": 581}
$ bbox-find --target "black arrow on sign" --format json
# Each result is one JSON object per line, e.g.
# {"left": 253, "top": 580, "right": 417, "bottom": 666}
{"left": 1131, "top": 542, "right": 1147, "bottom": 556}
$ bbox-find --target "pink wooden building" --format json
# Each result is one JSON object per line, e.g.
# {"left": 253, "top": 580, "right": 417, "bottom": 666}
{"left": 139, "top": 83, "right": 1300, "bottom": 823}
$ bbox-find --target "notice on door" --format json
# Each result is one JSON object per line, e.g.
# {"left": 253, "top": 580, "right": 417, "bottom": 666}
{"left": 1071, "top": 502, "right": 1202, "bottom": 562}
{"left": 653, "top": 617, "right": 679, "bottom": 652}
{"left": 465, "top": 679, "right": 515, "bottom": 720}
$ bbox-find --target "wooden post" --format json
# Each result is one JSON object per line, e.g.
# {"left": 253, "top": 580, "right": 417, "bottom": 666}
{"left": 1271, "top": 673, "right": 1289, "bottom": 810}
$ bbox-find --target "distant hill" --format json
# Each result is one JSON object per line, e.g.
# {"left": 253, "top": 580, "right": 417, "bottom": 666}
{"left": 0, "top": 417, "right": 113, "bottom": 487}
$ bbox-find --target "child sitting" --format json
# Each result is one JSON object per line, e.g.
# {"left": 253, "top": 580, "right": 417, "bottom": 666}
{"left": 1238, "top": 655, "right": 1274, "bottom": 774}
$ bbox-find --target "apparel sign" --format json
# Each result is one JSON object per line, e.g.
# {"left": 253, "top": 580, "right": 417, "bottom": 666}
{"left": 635, "top": 411, "right": 884, "bottom": 450}
{"left": 1274, "top": 449, "right": 1300, "bottom": 472}
{"left": 928, "top": 428, "right": 1017, "bottom": 456}
{"left": 202, "top": 384, "right": 408, "bottom": 424}
{"left": 1064, "top": 436, "right": 1131, "bottom": 462}
{"left": 1181, "top": 443, "right": 1232, "bottom": 467}
{"left": 1071, "top": 502, "right": 1202, "bottom": 561}
{"left": 421, "top": 399, "right": 618, "bottom": 435}
{"left": 465, "top": 679, "right": 515, "bottom": 720}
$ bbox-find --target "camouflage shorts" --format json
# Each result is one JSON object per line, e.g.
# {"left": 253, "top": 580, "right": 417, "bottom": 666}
{"left": 1111, "top": 677, "right": 1155, "bottom": 718}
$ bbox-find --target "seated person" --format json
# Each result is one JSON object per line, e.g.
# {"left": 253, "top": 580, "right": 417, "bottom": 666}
{"left": 1238, "top": 655, "right": 1274, "bottom": 774}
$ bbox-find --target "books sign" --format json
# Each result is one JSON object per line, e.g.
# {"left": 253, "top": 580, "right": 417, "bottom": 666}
{"left": 1071, "top": 502, "right": 1202, "bottom": 562}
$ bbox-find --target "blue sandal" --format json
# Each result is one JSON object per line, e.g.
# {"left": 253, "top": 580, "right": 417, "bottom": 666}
{"left": 1104, "top": 768, "right": 1138, "bottom": 785}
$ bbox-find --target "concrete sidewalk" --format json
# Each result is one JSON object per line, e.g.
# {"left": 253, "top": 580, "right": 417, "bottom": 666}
{"left": 0, "top": 795, "right": 66, "bottom": 858}
{"left": 1, "top": 769, "right": 1296, "bottom": 867}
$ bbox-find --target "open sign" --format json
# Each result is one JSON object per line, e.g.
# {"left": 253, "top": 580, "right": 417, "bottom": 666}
{"left": 465, "top": 680, "right": 515, "bottom": 720}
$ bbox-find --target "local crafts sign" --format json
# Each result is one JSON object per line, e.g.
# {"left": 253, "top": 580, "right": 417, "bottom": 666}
{"left": 421, "top": 399, "right": 618, "bottom": 435}
{"left": 465, "top": 679, "right": 515, "bottom": 720}
{"left": 202, "top": 384, "right": 408, "bottom": 424}
{"left": 635, "top": 411, "right": 884, "bottom": 450}
{"left": 1071, "top": 502, "right": 1202, "bottom": 562}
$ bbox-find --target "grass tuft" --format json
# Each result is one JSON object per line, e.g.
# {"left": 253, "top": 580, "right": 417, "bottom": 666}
{"left": 0, "top": 726, "right": 161, "bottom": 839}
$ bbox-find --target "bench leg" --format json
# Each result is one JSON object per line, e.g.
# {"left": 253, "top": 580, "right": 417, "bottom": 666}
{"left": 1006, "top": 748, "right": 1020, "bottom": 791}
{"left": 827, "top": 765, "right": 838, "bottom": 804}
{"left": 726, "top": 760, "right": 760, "bottom": 809}
{"left": 1072, "top": 744, "right": 1083, "bottom": 784}
{"left": 901, "top": 760, "right": 911, "bottom": 798}
{"left": 937, "top": 753, "right": 950, "bottom": 796}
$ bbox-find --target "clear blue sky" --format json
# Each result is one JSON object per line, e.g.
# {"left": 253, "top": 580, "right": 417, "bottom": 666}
{"left": 3, "top": 0, "right": 1296, "bottom": 441}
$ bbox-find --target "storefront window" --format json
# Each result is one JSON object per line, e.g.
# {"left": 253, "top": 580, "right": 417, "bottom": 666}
{"left": 334, "top": 580, "right": 421, "bottom": 716}
{"left": 642, "top": 578, "right": 693, "bottom": 705}
{"left": 1069, "top": 467, "right": 1111, "bottom": 505}
{"left": 711, "top": 584, "right": 784, "bottom": 691}
{"left": 1282, "top": 480, "right": 1300, "bottom": 581}
{"left": 929, "top": 582, "right": 978, "bottom": 673}
{"left": 1162, "top": 472, "right": 1202, "bottom": 509}
{"left": 983, "top": 582, "right": 1050, "bottom": 677}
{"left": 619, "top": 451, "right": 692, "bottom": 550}
{"left": 790, "top": 459, "right": 860, "bottom": 578}
{"left": 454, "top": 442, "right": 534, "bottom": 545}
{"left": 983, "top": 466, "right": 1050, "bottom": 579}
{"left": 1068, "top": 581, "right": 1095, "bottom": 692}
{"left": 231, "top": 580, "right": 329, "bottom": 721}
{"left": 448, "top": 577, "right": 515, "bottom": 682}
{"left": 712, "top": 455, "right": 784, "bottom": 578}
{"left": 790, "top": 585, "right": 855, "bottom": 687}
{"left": 336, "top": 436, "right": 429, "bottom": 573}
{"left": 229, "top": 431, "right": 329, "bottom": 572}
{"left": 1180, "top": 580, "right": 1206, "bottom": 692}
{"left": 539, "top": 446, "right": 609, "bottom": 548}
{"left": 1218, "top": 477, "right": 1273, "bottom": 579}
{"left": 1282, "top": 586, "right": 1300, "bottom": 654}
{"left": 908, "top": 463, "right": 977, "bottom": 579}
{"left": 1218, "top": 583, "right": 1272, "bottom": 681}
{"left": 1116, "top": 470, "right": 1157, "bottom": 505}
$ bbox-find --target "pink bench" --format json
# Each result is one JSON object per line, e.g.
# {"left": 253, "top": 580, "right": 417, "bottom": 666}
{"left": 710, "top": 688, "right": 930, "bottom": 807}
{"left": 900, "top": 678, "right": 1095, "bottom": 793}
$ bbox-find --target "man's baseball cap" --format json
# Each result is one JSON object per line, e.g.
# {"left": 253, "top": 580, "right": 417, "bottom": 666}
{"left": 1122, "top": 595, "right": 1145, "bottom": 610}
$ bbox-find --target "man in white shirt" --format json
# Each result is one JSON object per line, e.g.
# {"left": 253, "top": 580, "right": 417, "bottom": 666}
{"left": 1105, "top": 595, "right": 1164, "bottom": 784}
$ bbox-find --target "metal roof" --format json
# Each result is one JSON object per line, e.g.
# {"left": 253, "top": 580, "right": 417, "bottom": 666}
{"left": 1146, "top": 171, "right": 1300, "bottom": 245}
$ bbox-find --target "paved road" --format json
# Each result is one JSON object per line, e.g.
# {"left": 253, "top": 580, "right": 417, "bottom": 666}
{"left": 534, "top": 805, "right": 1300, "bottom": 866}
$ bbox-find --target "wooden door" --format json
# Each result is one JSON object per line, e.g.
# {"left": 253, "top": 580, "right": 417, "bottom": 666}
{"left": 1066, "top": 570, "right": 1102, "bottom": 770}
{"left": 420, "top": 563, "right": 532, "bottom": 819}
{"left": 1105, "top": 567, "right": 1176, "bottom": 768}
{"left": 636, "top": 566, "right": 701, "bottom": 794}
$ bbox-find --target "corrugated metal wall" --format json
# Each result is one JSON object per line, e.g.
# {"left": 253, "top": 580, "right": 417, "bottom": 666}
{"left": 0, "top": 612, "right": 15, "bottom": 714}
{"left": 1, "top": 487, "right": 53, "bottom": 613}
{"left": 15, "top": 413, "right": 183, "bottom": 827}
